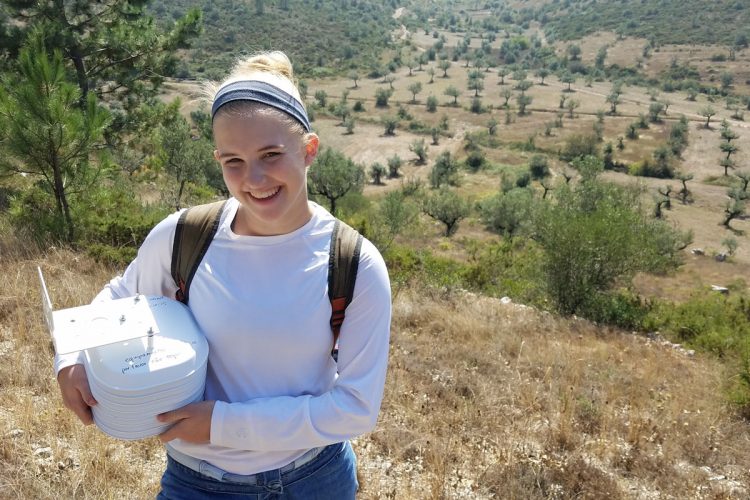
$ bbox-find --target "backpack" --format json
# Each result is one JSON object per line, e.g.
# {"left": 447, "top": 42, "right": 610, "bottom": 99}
{"left": 170, "top": 200, "right": 363, "bottom": 356}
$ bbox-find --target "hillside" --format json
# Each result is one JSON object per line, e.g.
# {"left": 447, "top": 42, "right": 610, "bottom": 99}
{"left": 150, "top": 0, "right": 400, "bottom": 79}
{"left": 1, "top": 240, "right": 749, "bottom": 498}
{"left": 537, "top": 0, "right": 750, "bottom": 46}
{"left": 403, "top": 0, "right": 750, "bottom": 47}
{"left": 2, "top": 1, "right": 750, "bottom": 498}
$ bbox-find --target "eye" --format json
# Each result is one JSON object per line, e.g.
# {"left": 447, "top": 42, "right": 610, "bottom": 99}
{"left": 263, "top": 151, "right": 282, "bottom": 159}
{"left": 223, "top": 158, "right": 242, "bottom": 166}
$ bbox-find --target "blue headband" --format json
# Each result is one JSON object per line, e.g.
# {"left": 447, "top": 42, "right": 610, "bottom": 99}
{"left": 211, "top": 80, "right": 311, "bottom": 132}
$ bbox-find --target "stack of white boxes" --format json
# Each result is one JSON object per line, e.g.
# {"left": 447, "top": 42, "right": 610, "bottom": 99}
{"left": 39, "top": 269, "right": 208, "bottom": 440}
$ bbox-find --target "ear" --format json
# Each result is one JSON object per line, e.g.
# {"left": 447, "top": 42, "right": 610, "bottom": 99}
{"left": 213, "top": 149, "right": 221, "bottom": 162}
{"left": 303, "top": 134, "right": 320, "bottom": 167}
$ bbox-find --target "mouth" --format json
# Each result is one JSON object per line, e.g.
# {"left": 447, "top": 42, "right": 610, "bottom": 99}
{"left": 249, "top": 187, "right": 281, "bottom": 200}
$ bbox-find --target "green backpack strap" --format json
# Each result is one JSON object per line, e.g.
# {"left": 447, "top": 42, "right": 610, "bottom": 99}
{"left": 171, "top": 200, "right": 228, "bottom": 305}
{"left": 328, "top": 219, "right": 364, "bottom": 357}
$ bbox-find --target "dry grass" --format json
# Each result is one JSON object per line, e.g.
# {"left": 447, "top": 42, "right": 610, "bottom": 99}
{"left": 355, "top": 287, "right": 750, "bottom": 499}
{"left": 0, "top": 233, "right": 165, "bottom": 499}
{"left": 2, "top": 236, "right": 749, "bottom": 499}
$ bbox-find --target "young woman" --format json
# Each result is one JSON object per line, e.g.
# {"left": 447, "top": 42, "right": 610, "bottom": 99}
{"left": 55, "top": 51, "right": 391, "bottom": 499}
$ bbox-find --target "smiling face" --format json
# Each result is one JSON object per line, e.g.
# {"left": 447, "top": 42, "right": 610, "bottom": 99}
{"left": 213, "top": 108, "right": 319, "bottom": 236}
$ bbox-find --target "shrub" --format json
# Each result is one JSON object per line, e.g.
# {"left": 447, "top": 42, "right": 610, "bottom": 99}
{"left": 409, "top": 138, "right": 428, "bottom": 165}
{"left": 470, "top": 97, "right": 484, "bottom": 113}
{"left": 560, "top": 134, "right": 599, "bottom": 162}
{"left": 578, "top": 290, "right": 650, "bottom": 330}
{"left": 644, "top": 293, "right": 750, "bottom": 414}
{"left": 426, "top": 95, "right": 438, "bottom": 112}
{"left": 387, "top": 155, "right": 402, "bottom": 178}
{"left": 382, "top": 115, "right": 398, "bottom": 135}
{"left": 314, "top": 89, "right": 327, "bottom": 107}
{"left": 628, "top": 157, "right": 674, "bottom": 178}
{"left": 533, "top": 172, "right": 687, "bottom": 315}
{"left": 515, "top": 172, "right": 531, "bottom": 188}
{"left": 479, "top": 187, "right": 535, "bottom": 239}
{"left": 375, "top": 88, "right": 393, "bottom": 107}
{"left": 529, "top": 155, "right": 550, "bottom": 179}
{"left": 465, "top": 150, "right": 486, "bottom": 172}
{"left": 8, "top": 185, "right": 67, "bottom": 244}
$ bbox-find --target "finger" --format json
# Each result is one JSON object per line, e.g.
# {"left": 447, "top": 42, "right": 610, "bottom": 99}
{"left": 77, "top": 382, "right": 97, "bottom": 407}
{"left": 158, "top": 422, "right": 180, "bottom": 443}
{"left": 70, "top": 400, "right": 95, "bottom": 425}
{"left": 157, "top": 407, "right": 188, "bottom": 424}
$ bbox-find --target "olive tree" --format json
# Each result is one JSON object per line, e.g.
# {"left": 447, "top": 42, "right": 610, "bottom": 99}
{"left": 409, "top": 138, "right": 428, "bottom": 165}
{"left": 408, "top": 81, "right": 423, "bottom": 103}
{"left": 445, "top": 85, "right": 460, "bottom": 105}
{"left": 307, "top": 148, "right": 364, "bottom": 215}
{"left": 156, "top": 114, "right": 214, "bottom": 210}
{"left": 700, "top": 105, "right": 716, "bottom": 128}
{"left": 369, "top": 162, "right": 386, "bottom": 185}
{"left": 430, "top": 151, "right": 460, "bottom": 188}
{"left": 423, "top": 188, "right": 471, "bottom": 237}
{"left": 370, "top": 190, "right": 419, "bottom": 251}
{"left": 479, "top": 187, "right": 535, "bottom": 239}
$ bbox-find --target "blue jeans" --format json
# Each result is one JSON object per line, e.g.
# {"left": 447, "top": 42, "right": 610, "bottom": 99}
{"left": 156, "top": 442, "right": 358, "bottom": 499}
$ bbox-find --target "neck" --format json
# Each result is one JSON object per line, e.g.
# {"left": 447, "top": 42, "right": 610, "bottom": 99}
{"left": 232, "top": 203, "right": 314, "bottom": 237}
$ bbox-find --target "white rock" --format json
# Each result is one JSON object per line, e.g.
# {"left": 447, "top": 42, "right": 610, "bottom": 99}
{"left": 33, "top": 447, "right": 52, "bottom": 458}
{"left": 500, "top": 297, "right": 512, "bottom": 305}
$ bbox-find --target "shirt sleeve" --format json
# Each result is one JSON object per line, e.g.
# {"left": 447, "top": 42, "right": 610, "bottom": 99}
{"left": 53, "top": 211, "right": 181, "bottom": 375}
{"left": 209, "top": 238, "right": 392, "bottom": 451}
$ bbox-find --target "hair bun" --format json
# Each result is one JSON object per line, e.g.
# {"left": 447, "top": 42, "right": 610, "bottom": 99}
{"left": 233, "top": 51, "right": 294, "bottom": 81}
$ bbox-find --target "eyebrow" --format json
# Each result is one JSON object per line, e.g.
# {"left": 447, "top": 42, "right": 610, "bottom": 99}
{"left": 217, "top": 144, "right": 285, "bottom": 159}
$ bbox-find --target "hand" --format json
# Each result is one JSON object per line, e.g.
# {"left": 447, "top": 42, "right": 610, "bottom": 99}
{"left": 57, "top": 364, "right": 97, "bottom": 425}
{"left": 157, "top": 400, "right": 216, "bottom": 444}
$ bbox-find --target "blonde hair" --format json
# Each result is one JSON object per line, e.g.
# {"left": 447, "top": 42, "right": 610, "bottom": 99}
{"left": 202, "top": 51, "right": 310, "bottom": 139}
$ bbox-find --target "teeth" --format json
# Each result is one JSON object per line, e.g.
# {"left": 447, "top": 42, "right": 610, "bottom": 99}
{"left": 250, "top": 187, "right": 280, "bottom": 199}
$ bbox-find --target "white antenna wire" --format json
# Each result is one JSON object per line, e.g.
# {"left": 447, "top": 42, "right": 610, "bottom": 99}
{"left": 37, "top": 266, "right": 55, "bottom": 336}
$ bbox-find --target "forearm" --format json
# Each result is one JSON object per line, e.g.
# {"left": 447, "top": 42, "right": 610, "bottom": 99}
{"left": 210, "top": 375, "right": 386, "bottom": 451}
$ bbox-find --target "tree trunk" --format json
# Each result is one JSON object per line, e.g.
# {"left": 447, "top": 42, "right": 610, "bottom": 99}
{"left": 176, "top": 179, "right": 186, "bottom": 210}
{"left": 70, "top": 48, "right": 89, "bottom": 101}
{"left": 50, "top": 144, "right": 74, "bottom": 242}
{"left": 330, "top": 197, "right": 337, "bottom": 216}
{"left": 52, "top": 0, "right": 89, "bottom": 103}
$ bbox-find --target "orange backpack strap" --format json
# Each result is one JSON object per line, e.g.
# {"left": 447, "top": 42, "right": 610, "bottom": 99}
{"left": 171, "top": 200, "right": 228, "bottom": 305}
{"left": 328, "top": 219, "right": 363, "bottom": 357}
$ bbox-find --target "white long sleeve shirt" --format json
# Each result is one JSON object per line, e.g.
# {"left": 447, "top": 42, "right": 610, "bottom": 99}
{"left": 55, "top": 199, "right": 392, "bottom": 474}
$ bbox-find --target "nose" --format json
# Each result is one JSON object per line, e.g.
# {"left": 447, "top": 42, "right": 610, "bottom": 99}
{"left": 243, "top": 160, "right": 267, "bottom": 186}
